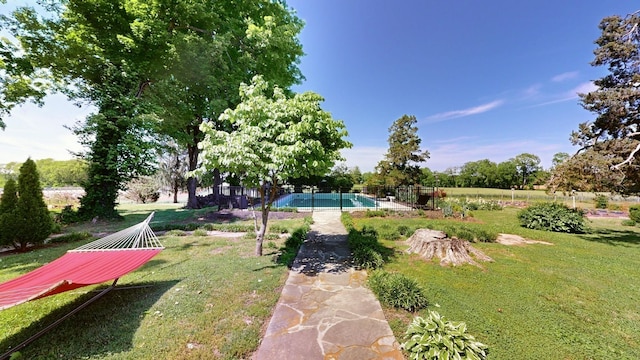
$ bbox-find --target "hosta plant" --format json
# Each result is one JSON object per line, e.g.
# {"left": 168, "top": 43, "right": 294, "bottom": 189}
{"left": 402, "top": 311, "right": 488, "bottom": 360}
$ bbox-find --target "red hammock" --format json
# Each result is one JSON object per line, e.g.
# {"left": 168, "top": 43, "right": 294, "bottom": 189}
{"left": 0, "top": 213, "right": 163, "bottom": 359}
{"left": 0, "top": 249, "right": 161, "bottom": 310}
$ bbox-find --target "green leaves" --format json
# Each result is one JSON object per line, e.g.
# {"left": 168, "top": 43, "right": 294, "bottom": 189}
{"left": 517, "top": 202, "right": 587, "bottom": 233}
{"left": 197, "top": 75, "right": 350, "bottom": 189}
{"left": 402, "top": 311, "right": 489, "bottom": 360}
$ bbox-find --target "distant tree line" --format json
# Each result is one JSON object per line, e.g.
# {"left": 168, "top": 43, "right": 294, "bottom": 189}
{"left": 0, "top": 159, "right": 87, "bottom": 188}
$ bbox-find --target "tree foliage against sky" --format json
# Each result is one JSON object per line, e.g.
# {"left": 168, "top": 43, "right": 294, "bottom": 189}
{"left": 1, "top": 0, "right": 305, "bottom": 217}
{"left": 372, "top": 115, "right": 429, "bottom": 187}
{"left": 556, "top": 10, "right": 640, "bottom": 194}
{"left": 196, "top": 76, "right": 351, "bottom": 256}
{"left": 144, "top": 1, "right": 304, "bottom": 208}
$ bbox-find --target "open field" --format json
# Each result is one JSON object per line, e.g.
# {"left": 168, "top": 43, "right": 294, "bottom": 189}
{"left": 0, "top": 205, "right": 307, "bottom": 359}
{"left": 351, "top": 208, "right": 640, "bottom": 359}
{"left": 440, "top": 187, "right": 640, "bottom": 210}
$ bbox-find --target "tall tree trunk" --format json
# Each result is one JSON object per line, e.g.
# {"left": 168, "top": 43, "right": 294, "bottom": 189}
{"left": 172, "top": 182, "right": 179, "bottom": 203}
{"left": 186, "top": 142, "right": 200, "bottom": 209}
{"left": 78, "top": 117, "right": 123, "bottom": 220}
{"left": 256, "top": 205, "right": 268, "bottom": 256}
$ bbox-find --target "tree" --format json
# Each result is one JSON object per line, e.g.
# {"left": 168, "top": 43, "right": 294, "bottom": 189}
{"left": 156, "top": 143, "right": 189, "bottom": 203}
{"left": 350, "top": 166, "right": 364, "bottom": 185}
{"left": 512, "top": 153, "right": 541, "bottom": 189}
{"left": 196, "top": 76, "right": 351, "bottom": 256}
{"left": 0, "top": 36, "right": 48, "bottom": 131}
{"left": 568, "top": 10, "right": 640, "bottom": 194}
{"left": 143, "top": 2, "right": 304, "bottom": 209}
{"left": 375, "top": 115, "right": 429, "bottom": 187}
{"left": 458, "top": 159, "right": 498, "bottom": 188}
{"left": 3, "top": 1, "right": 183, "bottom": 218}
{"left": 496, "top": 160, "right": 519, "bottom": 189}
{"left": 10, "top": 158, "right": 52, "bottom": 251}
{"left": 0, "top": 178, "right": 18, "bottom": 247}
{"left": 324, "top": 164, "right": 355, "bottom": 192}
{"left": 551, "top": 152, "right": 570, "bottom": 169}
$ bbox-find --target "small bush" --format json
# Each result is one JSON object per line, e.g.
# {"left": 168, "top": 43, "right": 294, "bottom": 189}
{"left": 368, "top": 271, "right": 428, "bottom": 312}
{"left": 268, "top": 224, "right": 289, "bottom": 234}
{"left": 348, "top": 228, "right": 387, "bottom": 270}
{"left": 165, "top": 229, "right": 187, "bottom": 236}
{"left": 365, "top": 209, "right": 388, "bottom": 218}
{"left": 594, "top": 194, "right": 609, "bottom": 209}
{"left": 517, "top": 202, "right": 587, "bottom": 233}
{"left": 341, "top": 212, "right": 355, "bottom": 230}
{"left": 54, "top": 205, "right": 81, "bottom": 224}
{"left": 629, "top": 205, "right": 640, "bottom": 223}
{"left": 397, "top": 225, "right": 411, "bottom": 236}
{"left": 402, "top": 311, "right": 489, "bottom": 360}
{"left": 266, "top": 241, "right": 277, "bottom": 249}
{"left": 124, "top": 176, "right": 160, "bottom": 204}
{"left": 48, "top": 231, "right": 93, "bottom": 244}
{"left": 353, "top": 247, "right": 384, "bottom": 269}
{"left": 193, "top": 229, "right": 209, "bottom": 236}
{"left": 621, "top": 219, "right": 636, "bottom": 227}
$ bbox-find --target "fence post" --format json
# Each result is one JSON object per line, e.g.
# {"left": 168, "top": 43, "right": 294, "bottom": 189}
{"left": 311, "top": 187, "right": 315, "bottom": 212}
{"left": 340, "top": 189, "right": 343, "bottom": 211}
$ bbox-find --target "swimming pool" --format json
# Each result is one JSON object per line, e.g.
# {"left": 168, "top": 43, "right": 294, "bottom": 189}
{"left": 274, "top": 192, "right": 378, "bottom": 209}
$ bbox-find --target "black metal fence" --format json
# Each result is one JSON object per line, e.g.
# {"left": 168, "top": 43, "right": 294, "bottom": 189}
{"left": 205, "top": 185, "right": 437, "bottom": 211}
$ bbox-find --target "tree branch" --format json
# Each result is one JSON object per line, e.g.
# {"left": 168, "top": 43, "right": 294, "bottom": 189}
{"left": 612, "top": 142, "right": 640, "bottom": 169}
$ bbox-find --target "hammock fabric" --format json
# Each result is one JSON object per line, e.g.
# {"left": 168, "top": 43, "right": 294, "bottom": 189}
{"left": 0, "top": 212, "right": 163, "bottom": 311}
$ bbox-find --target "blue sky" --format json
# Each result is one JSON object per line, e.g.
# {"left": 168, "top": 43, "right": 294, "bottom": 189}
{"left": 0, "top": 1, "right": 635, "bottom": 172}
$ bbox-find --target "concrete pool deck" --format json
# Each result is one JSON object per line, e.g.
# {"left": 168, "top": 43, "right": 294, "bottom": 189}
{"left": 253, "top": 211, "right": 404, "bottom": 359}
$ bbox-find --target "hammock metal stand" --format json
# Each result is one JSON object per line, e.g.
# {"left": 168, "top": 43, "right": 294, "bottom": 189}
{"left": 0, "top": 212, "right": 164, "bottom": 359}
{"left": 0, "top": 279, "right": 119, "bottom": 360}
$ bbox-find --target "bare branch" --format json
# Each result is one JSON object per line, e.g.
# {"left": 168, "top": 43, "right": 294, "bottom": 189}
{"left": 612, "top": 142, "right": 640, "bottom": 169}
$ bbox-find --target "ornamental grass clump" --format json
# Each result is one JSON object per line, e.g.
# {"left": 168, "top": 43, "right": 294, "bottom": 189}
{"left": 402, "top": 310, "right": 488, "bottom": 360}
{"left": 368, "top": 270, "right": 428, "bottom": 312}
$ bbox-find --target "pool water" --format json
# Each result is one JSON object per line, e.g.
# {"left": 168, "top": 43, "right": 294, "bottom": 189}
{"left": 274, "top": 193, "right": 377, "bottom": 208}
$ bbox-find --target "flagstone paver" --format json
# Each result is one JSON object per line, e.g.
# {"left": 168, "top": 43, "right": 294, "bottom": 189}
{"left": 253, "top": 211, "right": 404, "bottom": 360}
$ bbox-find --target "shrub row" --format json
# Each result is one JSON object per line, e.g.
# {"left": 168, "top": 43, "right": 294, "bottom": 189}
{"left": 277, "top": 216, "right": 313, "bottom": 267}
{"left": 154, "top": 223, "right": 255, "bottom": 232}
{"left": 48, "top": 231, "right": 93, "bottom": 244}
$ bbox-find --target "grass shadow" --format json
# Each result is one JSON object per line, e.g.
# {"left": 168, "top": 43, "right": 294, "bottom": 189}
{"left": 0, "top": 280, "right": 178, "bottom": 359}
{"left": 580, "top": 228, "right": 640, "bottom": 246}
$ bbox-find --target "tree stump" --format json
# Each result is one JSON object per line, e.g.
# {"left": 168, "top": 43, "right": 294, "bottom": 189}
{"left": 406, "top": 229, "right": 493, "bottom": 267}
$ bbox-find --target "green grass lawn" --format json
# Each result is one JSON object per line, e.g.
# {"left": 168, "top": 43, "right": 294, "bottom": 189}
{"left": 352, "top": 209, "right": 640, "bottom": 360}
{"left": 0, "top": 205, "right": 306, "bottom": 359}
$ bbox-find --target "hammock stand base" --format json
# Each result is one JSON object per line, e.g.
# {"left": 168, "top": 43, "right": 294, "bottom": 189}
{"left": 0, "top": 279, "right": 120, "bottom": 360}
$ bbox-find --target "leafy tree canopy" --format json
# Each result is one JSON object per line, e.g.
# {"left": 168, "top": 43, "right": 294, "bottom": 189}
{"left": 196, "top": 75, "right": 351, "bottom": 255}
{"left": 564, "top": 10, "right": 640, "bottom": 194}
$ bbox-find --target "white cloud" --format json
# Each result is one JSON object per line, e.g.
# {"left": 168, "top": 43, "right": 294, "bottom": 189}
{"left": 424, "top": 100, "right": 504, "bottom": 123}
{"left": 340, "top": 146, "right": 386, "bottom": 173}
{"left": 528, "top": 81, "right": 597, "bottom": 108}
{"left": 426, "top": 138, "right": 573, "bottom": 171}
{"left": 551, "top": 71, "right": 579, "bottom": 82}
{"left": 0, "top": 95, "right": 92, "bottom": 164}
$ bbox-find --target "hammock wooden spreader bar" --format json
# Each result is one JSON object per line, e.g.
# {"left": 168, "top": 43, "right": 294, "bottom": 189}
{"left": 0, "top": 213, "right": 163, "bottom": 359}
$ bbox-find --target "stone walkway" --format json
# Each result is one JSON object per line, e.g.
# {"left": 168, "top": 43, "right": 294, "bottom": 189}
{"left": 253, "top": 211, "right": 404, "bottom": 360}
